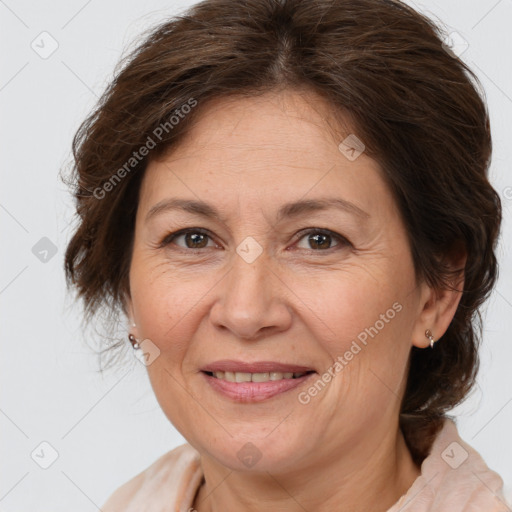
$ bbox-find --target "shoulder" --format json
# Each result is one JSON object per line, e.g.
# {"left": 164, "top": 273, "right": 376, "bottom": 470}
{"left": 390, "top": 417, "right": 509, "bottom": 511}
{"left": 102, "top": 442, "right": 202, "bottom": 511}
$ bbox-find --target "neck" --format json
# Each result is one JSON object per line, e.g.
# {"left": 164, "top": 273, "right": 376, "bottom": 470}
{"left": 192, "top": 426, "right": 421, "bottom": 512}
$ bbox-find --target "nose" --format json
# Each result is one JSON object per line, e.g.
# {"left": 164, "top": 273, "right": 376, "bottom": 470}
{"left": 209, "top": 248, "right": 293, "bottom": 341}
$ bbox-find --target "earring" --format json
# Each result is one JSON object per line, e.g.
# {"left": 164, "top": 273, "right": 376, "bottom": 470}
{"left": 425, "top": 329, "right": 436, "bottom": 348}
{"left": 128, "top": 333, "right": 140, "bottom": 350}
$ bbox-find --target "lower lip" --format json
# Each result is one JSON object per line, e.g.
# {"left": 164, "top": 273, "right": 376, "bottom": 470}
{"left": 201, "top": 371, "right": 315, "bottom": 402}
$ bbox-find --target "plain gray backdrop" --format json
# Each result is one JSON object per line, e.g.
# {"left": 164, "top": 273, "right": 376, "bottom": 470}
{"left": 1, "top": 0, "right": 511, "bottom": 510}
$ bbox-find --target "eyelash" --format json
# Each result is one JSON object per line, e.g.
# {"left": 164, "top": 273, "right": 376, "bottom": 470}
{"left": 158, "top": 227, "right": 352, "bottom": 253}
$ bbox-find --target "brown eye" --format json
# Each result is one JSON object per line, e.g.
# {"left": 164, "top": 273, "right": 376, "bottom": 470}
{"left": 295, "top": 229, "right": 350, "bottom": 251}
{"left": 161, "top": 229, "right": 215, "bottom": 250}
{"left": 181, "top": 232, "right": 209, "bottom": 249}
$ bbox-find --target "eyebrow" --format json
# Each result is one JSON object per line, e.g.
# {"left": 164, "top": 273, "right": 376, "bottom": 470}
{"left": 145, "top": 197, "right": 370, "bottom": 224}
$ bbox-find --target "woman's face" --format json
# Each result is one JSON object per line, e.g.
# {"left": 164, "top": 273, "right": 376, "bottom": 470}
{"left": 128, "top": 89, "right": 435, "bottom": 473}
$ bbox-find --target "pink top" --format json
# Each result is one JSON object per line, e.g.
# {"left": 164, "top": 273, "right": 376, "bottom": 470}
{"left": 102, "top": 418, "right": 509, "bottom": 511}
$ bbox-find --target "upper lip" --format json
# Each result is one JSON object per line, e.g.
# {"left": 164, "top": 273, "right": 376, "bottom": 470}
{"left": 201, "top": 360, "right": 316, "bottom": 373}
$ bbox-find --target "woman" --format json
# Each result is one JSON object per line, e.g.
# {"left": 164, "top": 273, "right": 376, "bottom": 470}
{"left": 64, "top": 0, "right": 509, "bottom": 510}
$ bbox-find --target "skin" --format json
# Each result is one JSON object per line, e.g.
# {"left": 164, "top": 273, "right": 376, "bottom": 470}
{"left": 126, "top": 88, "right": 465, "bottom": 512}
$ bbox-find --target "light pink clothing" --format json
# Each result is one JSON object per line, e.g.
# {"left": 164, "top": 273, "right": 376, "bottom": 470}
{"left": 102, "top": 418, "right": 509, "bottom": 511}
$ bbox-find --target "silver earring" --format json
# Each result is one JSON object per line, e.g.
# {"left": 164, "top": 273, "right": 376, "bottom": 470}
{"left": 128, "top": 333, "right": 140, "bottom": 350}
{"left": 425, "top": 329, "right": 436, "bottom": 348}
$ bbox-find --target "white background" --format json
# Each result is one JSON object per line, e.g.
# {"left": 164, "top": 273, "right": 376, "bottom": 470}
{"left": 1, "top": 0, "right": 511, "bottom": 510}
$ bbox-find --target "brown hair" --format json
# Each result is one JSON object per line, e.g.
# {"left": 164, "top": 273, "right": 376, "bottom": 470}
{"left": 63, "top": 0, "right": 502, "bottom": 464}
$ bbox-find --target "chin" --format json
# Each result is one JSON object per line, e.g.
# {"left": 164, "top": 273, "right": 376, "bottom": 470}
{"left": 195, "top": 430, "right": 312, "bottom": 473}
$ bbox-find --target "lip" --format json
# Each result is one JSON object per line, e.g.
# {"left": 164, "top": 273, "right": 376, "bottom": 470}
{"left": 201, "top": 360, "right": 315, "bottom": 373}
{"left": 202, "top": 371, "right": 316, "bottom": 402}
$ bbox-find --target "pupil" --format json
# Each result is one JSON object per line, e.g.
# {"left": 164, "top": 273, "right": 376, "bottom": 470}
{"left": 310, "top": 233, "right": 330, "bottom": 249}
{"left": 186, "top": 232, "right": 208, "bottom": 248}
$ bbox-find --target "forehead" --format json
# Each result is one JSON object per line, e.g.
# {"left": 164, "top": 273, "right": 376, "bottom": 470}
{"left": 162, "top": 88, "right": 353, "bottom": 158}
{"left": 138, "top": 89, "right": 396, "bottom": 226}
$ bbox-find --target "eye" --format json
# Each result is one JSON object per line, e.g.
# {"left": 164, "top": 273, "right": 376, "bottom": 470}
{"left": 159, "top": 227, "right": 351, "bottom": 253}
{"left": 294, "top": 228, "right": 351, "bottom": 251}
{"left": 160, "top": 228, "right": 217, "bottom": 250}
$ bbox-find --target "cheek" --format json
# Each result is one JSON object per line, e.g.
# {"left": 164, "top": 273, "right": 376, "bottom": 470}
{"left": 129, "top": 266, "right": 211, "bottom": 431}
{"left": 289, "top": 271, "right": 402, "bottom": 350}
{"left": 291, "top": 269, "right": 413, "bottom": 404}
{"left": 129, "top": 260, "right": 209, "bottom": 358}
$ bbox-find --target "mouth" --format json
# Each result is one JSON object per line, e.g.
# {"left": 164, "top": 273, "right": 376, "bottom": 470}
{"left": 202, "top": 370, "right": 315, "bottom": 382}
{"left": 200, "top": 361, "right": 317, "bottom": 402}
{"left": 201, "top": 359, "right": 316, "bottom": 375}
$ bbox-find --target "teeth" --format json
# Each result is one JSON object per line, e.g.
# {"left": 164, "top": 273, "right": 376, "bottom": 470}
{"left": 211, "top": 371, "right": 308, "bottom": 382}
{"left": 235, "top": 372, "right": 251, "bottom": 383}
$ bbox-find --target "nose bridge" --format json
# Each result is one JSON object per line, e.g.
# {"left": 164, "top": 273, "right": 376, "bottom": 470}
{"left": 210, "top": 242, "right": 292, "bottom": 339}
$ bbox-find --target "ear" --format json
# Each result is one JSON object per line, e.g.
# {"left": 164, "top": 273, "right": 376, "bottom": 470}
{"left": 411, "top": 243, "right": 467, "bottom": 349}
